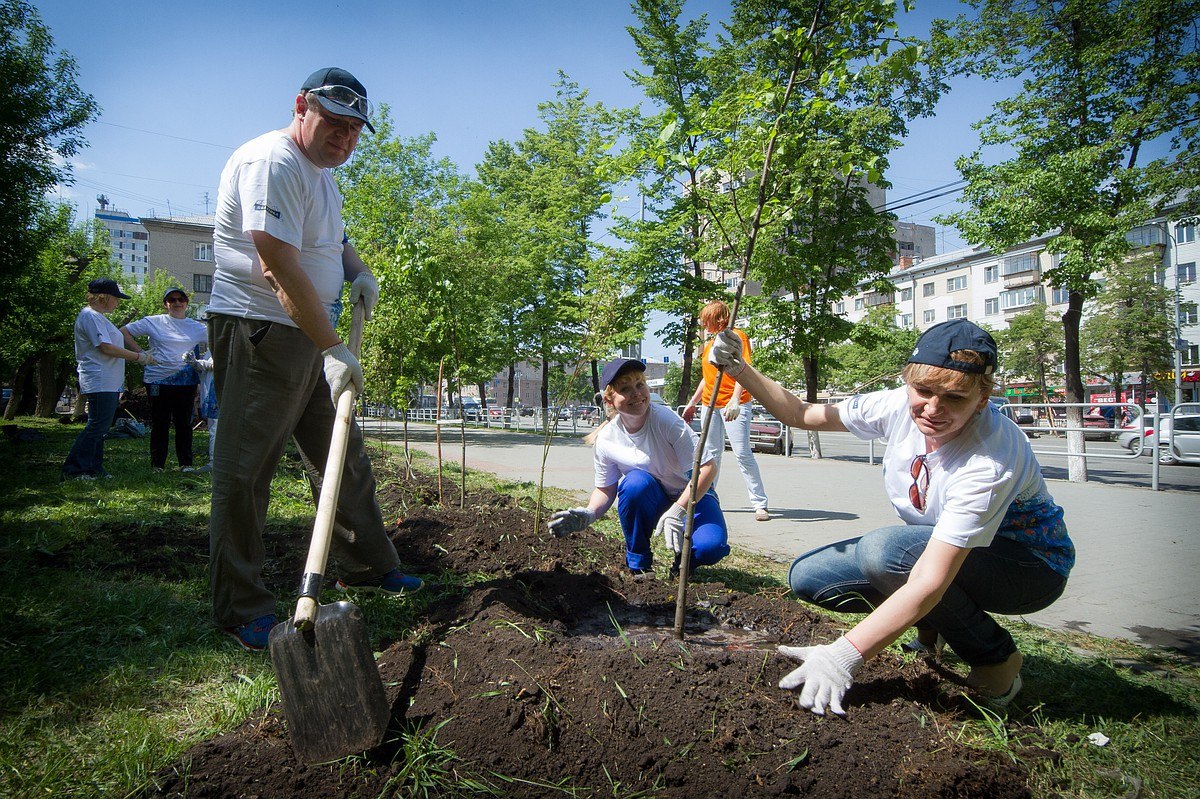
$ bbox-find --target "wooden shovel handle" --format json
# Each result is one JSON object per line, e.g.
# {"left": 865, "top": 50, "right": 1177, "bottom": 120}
{"left": 294, "top": 300, "right": 365, "bottom": 630}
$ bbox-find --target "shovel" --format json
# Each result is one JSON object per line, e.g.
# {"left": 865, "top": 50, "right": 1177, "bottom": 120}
{"left": 268, "top": 301, "right": 389, "bottom": 763}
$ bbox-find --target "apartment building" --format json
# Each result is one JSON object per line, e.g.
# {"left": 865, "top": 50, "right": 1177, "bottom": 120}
{"left": 94, "top": 203, "right": 150, "bottom": 284}
{"left": 138, "top": 215, "right": 216, "bottom": 307}
{"left": 838, "top": 217, "right": 1200, "bottom": 403}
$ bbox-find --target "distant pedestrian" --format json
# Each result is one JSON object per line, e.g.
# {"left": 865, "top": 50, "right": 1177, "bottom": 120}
{"left": 186, "top": 351, "right": 218, "bottom": 473}
{"left": 62, "top": 278, "right": 156, "bottom": 480}
{"left": 121, "top": 288, "right": 207, "bottom": 472}
{"left": 709, "top": 319, "right": 1074, "bottom": 714}
{"left": 547, "top": 358, "right": 730, "bottom": 576}
{"left": 682, "top": 300, "right": 770, "bottom": 521}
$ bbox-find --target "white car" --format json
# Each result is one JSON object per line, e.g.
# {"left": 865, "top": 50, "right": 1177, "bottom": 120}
{"left": 1117, "top": 414, "right": 1200, "bottom": 465}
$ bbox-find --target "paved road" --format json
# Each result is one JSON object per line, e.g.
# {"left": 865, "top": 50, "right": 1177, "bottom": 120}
{"left": 362, "top": 419, "right": 1199, "bottom": 659}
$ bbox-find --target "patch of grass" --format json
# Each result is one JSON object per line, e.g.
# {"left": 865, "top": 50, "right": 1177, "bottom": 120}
{"left": 2, "top": 417, "right": 1199, "bottom": 798}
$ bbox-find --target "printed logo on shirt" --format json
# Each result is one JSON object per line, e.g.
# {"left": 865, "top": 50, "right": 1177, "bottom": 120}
{"left": 850, "top": 396, "right": 861, "bottom": 410}
{"left": 253, "top": 201, "right": 281, "bottom": 220}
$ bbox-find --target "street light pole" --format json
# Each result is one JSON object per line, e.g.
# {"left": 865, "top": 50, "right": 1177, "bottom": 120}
{"left": 1168, "top": 221, "right": 1183, "bottom": 409}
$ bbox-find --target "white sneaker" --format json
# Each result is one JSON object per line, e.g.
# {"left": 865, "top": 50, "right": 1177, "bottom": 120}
{"left": 180, "top": 466, "right": 196, "bottom": 473}
{"left": 754, "top": 508, "right": 771, "bottom": 521}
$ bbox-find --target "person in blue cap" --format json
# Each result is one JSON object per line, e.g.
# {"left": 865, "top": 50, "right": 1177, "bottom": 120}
{"left": 546, "top": 357, "right": 730, "bottom": 577}
{"left": 708, "top": 319, "right": 1074, "bottom": 714}
{"left": 206, "top": 67, "right": 418, "bottom": 651}
{"left": 62, "top": 278, "right": 157, "bottom": 480}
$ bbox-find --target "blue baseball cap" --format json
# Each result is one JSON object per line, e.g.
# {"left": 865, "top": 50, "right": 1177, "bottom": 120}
{"left": 600, "top": 358, "right": 646, "bottom": 389}
{"left": 908, "top": 320, "right": 997, "bottom": 375}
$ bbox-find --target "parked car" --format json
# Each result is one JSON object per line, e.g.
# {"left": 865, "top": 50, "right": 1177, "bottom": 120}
{"left": 1082, "top": 409, "right": 1118, "bottom": 441}
{"left": 450, "top": 397, "right": 483, "bottom": 420}
{"left": 749, "top": 409, "right": 791, "bottom": 455}
{"left": 574, "top": 405, "right": 601, "bottom": 424}
{"left": 684, "top": 404, "right": 791, "bottom": 455}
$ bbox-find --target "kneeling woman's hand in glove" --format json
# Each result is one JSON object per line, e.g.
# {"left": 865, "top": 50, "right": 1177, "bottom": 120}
{"left": 547, "top": 507, "right": 595, "bottom": 536}
{"left": 778, "top": 636, "right": 863, "bottom": 716}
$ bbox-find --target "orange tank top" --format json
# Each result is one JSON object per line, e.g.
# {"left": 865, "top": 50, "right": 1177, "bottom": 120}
{"left": 700, "top": 328, "right": 752, "bottom": 406}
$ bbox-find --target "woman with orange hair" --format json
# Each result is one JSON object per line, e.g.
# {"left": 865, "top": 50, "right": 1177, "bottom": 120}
{"left": 682, "top": 300, "right": 770, "bottom": 521}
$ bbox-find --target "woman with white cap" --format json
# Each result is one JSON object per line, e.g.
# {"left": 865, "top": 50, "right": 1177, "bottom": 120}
{"left": 62, "top": 278, "right": 156, "bottom": 480}
{"left": 120, "top": 288, "right": 208, "bottom": 472}
{"left": 708, "top": 319, "right": 1074, "bottom": 714}
{"left": 547, "top": 357, "right": 730, "bottom": 576}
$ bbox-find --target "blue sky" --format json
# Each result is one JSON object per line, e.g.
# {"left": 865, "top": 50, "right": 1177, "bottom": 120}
{"left": 40, "top": 0, "right": 1007, "bottom": 356}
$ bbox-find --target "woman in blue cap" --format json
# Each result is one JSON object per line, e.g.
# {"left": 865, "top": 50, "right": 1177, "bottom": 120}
{"left": 708, "top": 319, "right": 1074, "bottom": 714}
{"left": 546, "top": 357, "right": 730, "bottom": 576}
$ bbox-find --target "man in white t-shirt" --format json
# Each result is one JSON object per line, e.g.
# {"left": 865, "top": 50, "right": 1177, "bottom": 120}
{"left": 208, "top": 67, "right": 420, "bottom": 651}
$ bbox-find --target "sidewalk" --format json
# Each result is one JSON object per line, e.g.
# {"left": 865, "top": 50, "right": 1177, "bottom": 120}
{"left": 364, "top": 420, "right": 1200, "bottom": 658}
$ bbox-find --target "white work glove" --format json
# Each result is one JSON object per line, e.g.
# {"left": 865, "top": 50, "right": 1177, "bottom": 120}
{"left": 707, "top": 330, "right": 746, "bottom": 377}
{"left": 778, "top": 636, "right": 864, "bottom": 716}
{"left": 348, "top": 272, "right": 379, "bottom": 320}
{"left": 655, "top": 503, "right": 687, "bottom": 553}
{"left": 547, "top": 507, "right": 595, "bottom": 536}
{"left": 183, "top": 352, "right": 213, "bottom": 373}
{"left": 321, "top": 342, "right": 364, "bottom": 403}
{"left": 723, "top": 399, "right": 741, "bottom": 422}
{"left": 136, "top": 350, "right": 157, "bottom": 366}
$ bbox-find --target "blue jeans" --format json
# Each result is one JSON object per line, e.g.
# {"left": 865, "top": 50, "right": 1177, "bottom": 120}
{"left": 617, "top": 469, "right": 729, "bottom": 571}
{"left": 788, "top": 525, "right": 1066, "bottom": 666}
{"left": 62, "top": 391, "right": 120, "bottom": 477}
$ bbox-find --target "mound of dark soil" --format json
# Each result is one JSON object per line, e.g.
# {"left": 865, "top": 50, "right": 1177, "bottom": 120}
{"left": 147, "top": 471, "right": 1032, "bottom": 798}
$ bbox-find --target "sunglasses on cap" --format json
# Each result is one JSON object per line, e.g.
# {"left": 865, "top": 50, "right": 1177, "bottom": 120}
{"left": 307, "top": 84, "right": 372, "bottom": 119}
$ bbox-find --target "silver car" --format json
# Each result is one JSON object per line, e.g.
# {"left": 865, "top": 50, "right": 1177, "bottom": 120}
{"left": 1117, "top": 414, "right": 1200, "bottom": 465}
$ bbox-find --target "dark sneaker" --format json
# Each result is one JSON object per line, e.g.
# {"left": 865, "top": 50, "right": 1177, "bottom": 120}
{"left": 337, "top": 568, "right": 424, "bottom": 596}
{"left": 222, "top": 614, "right": 276, "bottom": 651}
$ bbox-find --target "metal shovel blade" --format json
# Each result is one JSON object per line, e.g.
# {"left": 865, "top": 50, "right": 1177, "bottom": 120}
{"left": 268, "top": 600, "right": 390, "bottom": 763}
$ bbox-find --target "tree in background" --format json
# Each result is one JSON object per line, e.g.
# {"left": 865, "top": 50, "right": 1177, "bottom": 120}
{"left": 480, "top": 76, "right": 631, "bottom": 409}
{"left": 0, "top": 0, "right": 98, "bottom": 260}
{"left": 932, "top": 0, "right": 1200, "bottom": 481}
{"left": 2, "top": 204, "right": 112, "bottom": 419}
{"left": 820, "top": 305, "right": 919, "bottom": 394}
{"left": 337, "top": 110, "right": 489, "bottom": 409}
{"left": 995, "top": 303, "right": 1063, "bottom": 412}
{"left": 616, "top": 0, "right": 725, "bottom": 406}
{"left": 722, "top": 0, "right": 943, "bottom": 405}
{"left": 0, "top": 0, "right": 97, "bottom": 412}
{"left": 1082, "top": 251, "right": 1174, "bottom": 408}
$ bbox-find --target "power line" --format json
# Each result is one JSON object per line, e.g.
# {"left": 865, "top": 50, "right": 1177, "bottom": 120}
{"left": 95, "top": 120, "right": 235, "bottom": 151}
{"left": 876, "top": 179, "right": 967, "bottom": 213}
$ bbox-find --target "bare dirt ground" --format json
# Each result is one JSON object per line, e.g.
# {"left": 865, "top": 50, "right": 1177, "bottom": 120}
{"left": 143, "top": 469, "right": 1033, "bottom": 798}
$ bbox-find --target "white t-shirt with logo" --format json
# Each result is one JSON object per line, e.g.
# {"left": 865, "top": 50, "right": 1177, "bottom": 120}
{"left": 838, "top": 387, "right": 1074, "bottom": 576}
{"left": 594, "top": 403, "right": 720, "bottom": 496}
{"left": 209, "top": 130, "right": 346, "bottom": 326}
{"left": 122, "top": 314, "right": 208, "bottom": 385}
{"left": 73, "top": 306, "right": 124, "bottom": 393}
